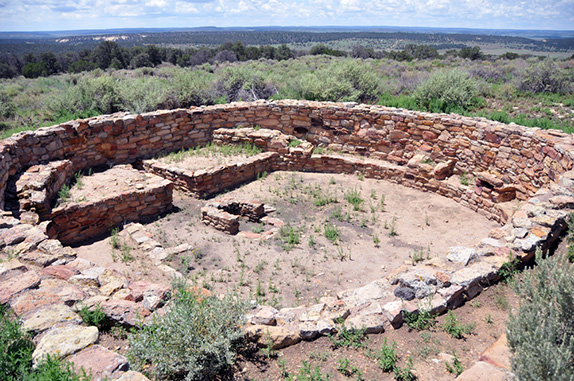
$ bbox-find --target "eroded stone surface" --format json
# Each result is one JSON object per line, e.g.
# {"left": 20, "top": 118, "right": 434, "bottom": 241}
{"left": 21, "top": 304, "right": 82, "bottom": 333}
{"left": 245, "top": 324, "right": 301, "bottom": 349}
{"left": 32, "top": 325, "right": 99, "bottom": 365}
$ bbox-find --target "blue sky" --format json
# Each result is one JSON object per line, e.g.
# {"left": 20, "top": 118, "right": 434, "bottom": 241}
{"left": 1, "top": 0, "right": 573, "bottom": 32}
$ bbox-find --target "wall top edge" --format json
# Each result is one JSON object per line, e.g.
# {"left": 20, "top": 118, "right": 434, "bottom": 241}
{"left": 2, "top": 100, "right": 573, "bottom": 146}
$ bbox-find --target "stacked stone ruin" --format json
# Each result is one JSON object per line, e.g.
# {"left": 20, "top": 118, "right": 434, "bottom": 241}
{"left": 1, "top": 100, "right": 573, "bottom": 379}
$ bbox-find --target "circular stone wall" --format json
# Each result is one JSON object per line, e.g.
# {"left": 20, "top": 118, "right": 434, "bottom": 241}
{"left": 2, "top": 100, "right": 574, "bottom": 367}
{"left": 1, "top": 100, "right": 573, "bottom": 219}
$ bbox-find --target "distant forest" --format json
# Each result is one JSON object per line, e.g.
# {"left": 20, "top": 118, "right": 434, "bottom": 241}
{"left": 1, "top": 30, "right": 574, "bottom": 56}
{"left": 0, "top": 37, "right": 557, "bottom": 79}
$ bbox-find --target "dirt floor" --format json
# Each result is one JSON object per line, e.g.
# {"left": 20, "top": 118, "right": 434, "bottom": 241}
{"left": 75, "top": 169, "right": 498, "bottom": 309}
{"left": 146, "top": 171, "right": 498, "bottom": 308}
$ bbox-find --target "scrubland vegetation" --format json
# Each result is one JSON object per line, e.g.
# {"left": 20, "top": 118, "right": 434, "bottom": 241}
{"left": 1, "top": 46, "right": 573, "bottom": 139}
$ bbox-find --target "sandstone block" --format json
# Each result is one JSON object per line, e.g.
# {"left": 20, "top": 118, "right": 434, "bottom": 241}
{"left": 478, "top": 333, "right": 511, "bottom": 370}
{"left": 40, "top": 265, "right": 80, "bottom": 281}
{"left": 68, "top": 345, "right": 129, "bottom": 379}
{"left": 456, "top": 361, "right": 511, "bottom": 381}
{"left": 446, "top": 246, "right": 478, "bottom": 266}
{"left": 21, "top": 304, "right": 82, "bottom": 333}
{"left": 101, "top": 299, "right": 150, "bottom": 326}
{"left": 0, "top": 270, "right": 41, "bottom": 304}
{"left": 245, "top": 324, "right": 301, "bottom": 349}
{"left": 345, "top": 313, "right": 387, "bottom": 334}
{"left": 32, "top": 325, "right": 99, "bottom": 365}
{"left": 115, "top": 371, "right": 151, "bottom": 381}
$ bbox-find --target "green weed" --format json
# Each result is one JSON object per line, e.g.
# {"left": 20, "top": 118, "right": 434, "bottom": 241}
{"left": 324, "top": 224, "right": 340, "bottom": 243}
{"left": 442, "top": 311, "right": 475, "bottom": 339}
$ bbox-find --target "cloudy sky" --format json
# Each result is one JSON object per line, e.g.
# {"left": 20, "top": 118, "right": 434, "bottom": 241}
{"left": 1, "top": 0, "right": 573, "bottom": 32}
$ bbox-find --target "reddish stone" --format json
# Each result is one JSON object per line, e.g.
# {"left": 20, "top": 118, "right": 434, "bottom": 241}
{"left": 477, "top": 172, "right": 504, "bottom": 188}
{"left": 389, "top": 130, "right": 410, "bottom": 141}
{"left": 184, "top": 286, "right": 212, "bottom": 302}
{"left": 530, "top": 225, "right": 550, "bottom": 238}
{"left": 422, "top": 131, "right": 438, "bottom": 141}
{"left": 10, "top": 290, "right": 62, "bottom": 316}
{"left": 127, "top": 281, "right": 170, "bottom": 303}
{"left": 434, "top": 271, "right": 452, "bottom": 285}
{"left": 0, "top": 260, "right": 28, "bottom": 281}
{"left": 40, "top": 265, "right": 80, "bottom": 281}
{"left": 542, "top": 146, "right": 559, "bottom": 160}
{"left": 489, "top": 228, "right": 508, "bottom": 239}
{"left": 69, "top": 345, "right": 129, "bottom": 378}
{"left": 479, "top": 334, "right": 512, "bottom": 370}
{"left": 262, "top": 216, "right": 285, "bottom": 227}
{"left": 237, "top": 231, "right": 261, "bottom": 239}
{"left": 0, "top": 224, "right": 34, "bottom": 246}
{"left": 494, "top": 246, "right": 513, "bottom": 257}
{"left": 420, "top": 143, "right": 433, "bottom": 152}
{"left": 550, "top": 195, "right": 574, "bottom": 208}
{"left": 101, "top": 300, "right": 150, "bottom": 326}
{"left": 0, "top": 270, "right": 41, "bottom": 304}
{"left": 484, "top": 131, "right": 501, "bottom": 144}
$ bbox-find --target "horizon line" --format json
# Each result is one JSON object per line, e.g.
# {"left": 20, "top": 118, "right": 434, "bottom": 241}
{"left": 2, "top": 25, "right": 573, "bottom": 34}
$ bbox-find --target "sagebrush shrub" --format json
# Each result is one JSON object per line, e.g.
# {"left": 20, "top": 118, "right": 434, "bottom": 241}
{"left": 506, "top": 249, "right": 574, "bottom": 381}
{"left": 128, "top": 279, "right": 247, "bottom": 380}
{"left": 414, "top": 69, "right": 478, "bottom": 111}
{"left": 518, "top": 59, "right": 572, "bottom": 94}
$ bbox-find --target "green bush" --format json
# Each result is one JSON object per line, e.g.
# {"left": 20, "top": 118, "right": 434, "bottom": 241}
{"left": 506, "top": 249, "right": 574, "bottom": 381}
{"left": 76, "top": 303, "right": 107, "bottom": 329}
{"left": 279, "top": 223, "right": 301, "bottom": 251}
{"left": 117, "top": 77, "right": 171, "bottom": 114}
{"left": 414, "top": 69, "right": 478, "bottom": 111}
{"left": 293, "top": 59, "right": 381, "bottom": 103}
{"left": 0, "top": 306, "right": 35, "bottom": 379}
{"left": 377, "top": 338, "right": 398, "bottom": 372}
{"left": 328, "top": 324, "right": 367, "bottom": 349}
{"left": 128, "top": 279, "right": 247, "bottom": 380}
{"left": 46, "top": 74, "right": 120, "bottom": 118}
{"left": 403, "top": 307, "right": 436, "bottom": 331}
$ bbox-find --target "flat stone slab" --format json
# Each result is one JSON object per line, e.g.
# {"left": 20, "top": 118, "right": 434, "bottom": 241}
{"left": 101, "top": 299, "right": 151, "bottom": 326}
{"left": 40, "top": 265, "right": 80, "bottom": 281}
{"left": 0, "top": 259, "right": 28, "bottom": 281}
{"left": 68, "top": 345, "right": 129, "bottom": 379}
{"left": 479, "top": 333, "right": 512, "bottom": 370}
{"left": 456, "top": 361, "right": 512, "bottom": 381}
{"left": 0, "top": 270, "right": 40, "bottom": 304}
{"left": 337, "top": 280, "right": 390, "bottom": 307}
{"left": 245, "top": 324, "right": 301, "bottom": 349}
{"left": 32, "top": 325, "right": 99, "bottom": 365}
{"left": 21, "top": 304, "right": 82, "bottom": 333}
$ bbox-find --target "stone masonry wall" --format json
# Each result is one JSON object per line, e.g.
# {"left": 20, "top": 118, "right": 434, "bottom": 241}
{"left": 2, "top": 100, "right": 573, "bottom": 212}
{"left": 47, "top": 178, "right": 173, "bottom": 245}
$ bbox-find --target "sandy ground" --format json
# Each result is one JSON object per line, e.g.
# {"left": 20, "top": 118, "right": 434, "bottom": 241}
{"left": 142, "top": 171, "right": 498, "bottom": 308}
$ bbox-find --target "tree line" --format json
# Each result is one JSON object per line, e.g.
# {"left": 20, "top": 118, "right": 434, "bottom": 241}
{"left": 0, "top": 39, "right": 527, "bottom": 79}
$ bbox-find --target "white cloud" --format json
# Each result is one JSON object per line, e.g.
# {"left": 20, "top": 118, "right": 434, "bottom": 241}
{"left": 175, "top": 1, "right": 199, "bottom": 13}
{"left": 0, "top": 0, "right": 573, "bottom": 31}
{"left": 145, "top": 0, "right": 169, "bottom": 7}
